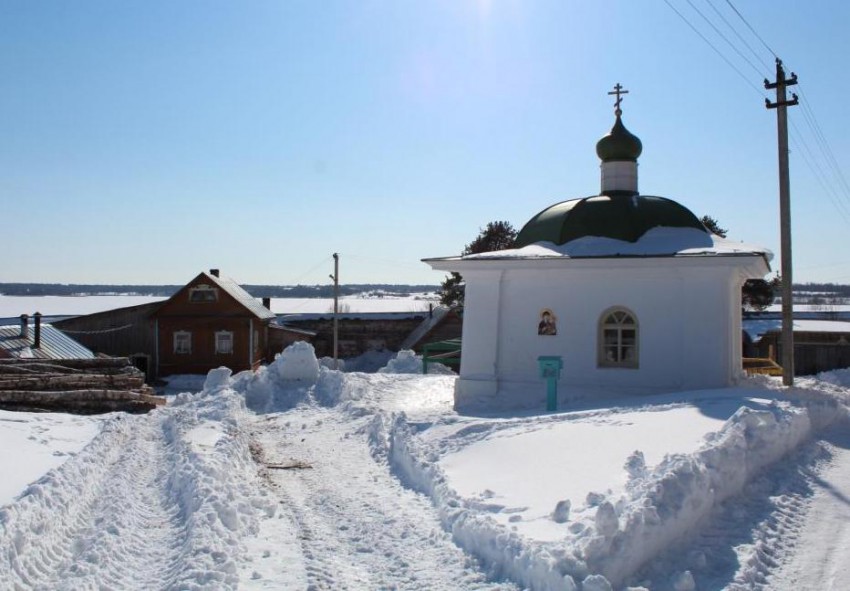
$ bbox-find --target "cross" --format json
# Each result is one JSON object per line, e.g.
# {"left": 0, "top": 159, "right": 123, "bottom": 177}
{"left": 608, "top": 83, "right": 628, "bottom": 116}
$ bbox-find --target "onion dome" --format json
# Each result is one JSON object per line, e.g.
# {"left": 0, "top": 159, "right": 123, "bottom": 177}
{"left": 514, "top": 195, "right": 708, "bottom": 248}
{"left": 596, "top": 115, "right": 643, "bottom": 162}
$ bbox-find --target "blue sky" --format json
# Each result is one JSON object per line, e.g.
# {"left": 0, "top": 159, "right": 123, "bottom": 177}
{"left": 2, "top": 1, "right": 848, "bottom": 286}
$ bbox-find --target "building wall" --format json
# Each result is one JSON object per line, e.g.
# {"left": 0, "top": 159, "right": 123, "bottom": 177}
{"left": 757, "top": 331, "right": 850, "bottom": 375}
{"left": 283, "top": 316, "right": 425, "bottom": 358}
{"left": 156, "top": 316, "right": 264, "bottom": 376}
{"left": 153, "top": 276, "right": 269, "bottom": 376}
{"left": 53, "top": 302, "right": 160, "bottom": 359}
{"left": 456, "top": 258, "right": 751, "bottom": 408}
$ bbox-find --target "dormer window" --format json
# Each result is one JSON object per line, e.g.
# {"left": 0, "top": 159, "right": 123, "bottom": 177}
{"left": 189, "top": 284, "right": 218, "bottom": 303}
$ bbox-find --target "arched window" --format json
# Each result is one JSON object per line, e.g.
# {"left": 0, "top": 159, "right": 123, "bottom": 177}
{"left": 598, "top": 307, "right": 638, "bottom": 368}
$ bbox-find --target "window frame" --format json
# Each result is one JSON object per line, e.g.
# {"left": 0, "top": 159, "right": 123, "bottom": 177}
{"left": 188, "top": 284, "right": 219, "bottom": 303}
{"left": 173, "top": 330, "right": 192, "bottom": 355}
{"left": 597, "top": 306, "right": 639, "bottom": 369}
{"left": 215, "top": 330, "right": 234, "bottom": 355}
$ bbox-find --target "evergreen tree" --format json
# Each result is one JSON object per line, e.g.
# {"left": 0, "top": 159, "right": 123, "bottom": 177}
{"left": 742, "top": 278, "right": 776, "bottom": 311}
{"left": 702, "top": 215, "right": 782, "bottom": 311}
{"left": 438, "top": 221, "right": 517, "bottom": 307}
{"left": 700, "top": 215, "right": 727, "bottom": 238}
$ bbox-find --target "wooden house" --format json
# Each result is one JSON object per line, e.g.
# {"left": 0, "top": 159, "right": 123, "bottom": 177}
{"left": 151, "top": 270, "right": 276, "bottom": 376}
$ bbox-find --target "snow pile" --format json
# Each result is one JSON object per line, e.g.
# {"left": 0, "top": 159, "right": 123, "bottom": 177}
{"left": 813, "top": 367, "right": 850, "bottom": 389}
{"left": 465, "top": 227, "right": 771, "bottom": 260}
{"left": 0, "top": 390, "right": 276, "bottom": 589}
{"left": 379, "top": 349, "right": 455, "bottom": 375}
{"left": 276, "top": 341, "right": 320, "bottom": 382}
{"left": 161, "top": 373, "right": 208, "bottom": 395}
{"left": 337, "top": 349, "right": 396, "bottom": 373}
{"left": 380, "top": 396, "right": 824, "bottom": 589}
{"left": 233, "top": 342, "right": 361, "bottom": 413}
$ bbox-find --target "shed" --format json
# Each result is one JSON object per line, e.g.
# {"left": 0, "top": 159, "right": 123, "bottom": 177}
{"left": 0, "top": 314, "right": 95, "bottom": 360}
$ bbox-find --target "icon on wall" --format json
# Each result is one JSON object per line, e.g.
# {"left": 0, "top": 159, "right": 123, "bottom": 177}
{"left": 538, "top": 308, "right": 557, "bottom": 336}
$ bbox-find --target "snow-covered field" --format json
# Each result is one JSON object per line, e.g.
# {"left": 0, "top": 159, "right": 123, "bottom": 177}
{"left": 1, "top": 346, "right": 849, "bottom": 590}
{"left": 0, "top": 293, "right": 437, "bottom": 319}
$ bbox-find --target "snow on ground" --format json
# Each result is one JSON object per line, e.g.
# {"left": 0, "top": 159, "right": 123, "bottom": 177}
{"left": 433, "top": 395, "right": 776, "bottom": 542}
{"left": 1, "top": 347, "right": 849, "bottom": 590}
{"left": 0, "top": 295, "right": 167, "bottom": 317}
{"left": 0, "top": 410, "right": 106, "bottom": 506}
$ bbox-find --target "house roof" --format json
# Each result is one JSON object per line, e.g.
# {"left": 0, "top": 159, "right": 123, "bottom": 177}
{"left": 202, "top": 272, "right": 276, "bottom": 320}
{"left": 152, "top": 271, "right": 276, "bottom": 321}
{"left": 0, "top": 323, "right": 95, "bottom": 360}
{"left": 743, "top": 319, "right": 850, "bottom": 343}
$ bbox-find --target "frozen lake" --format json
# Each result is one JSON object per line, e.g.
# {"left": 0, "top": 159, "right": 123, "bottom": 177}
{"left": 0, "top": 294, "right": 438, "bottom": 319}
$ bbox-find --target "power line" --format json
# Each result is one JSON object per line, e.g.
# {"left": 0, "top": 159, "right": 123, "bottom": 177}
{"left": 661, "top": 0, "right": 767, "bottom": 97}
{"left": 789, "top": 122, "right": 850, "bottom": 225}
{"left": 684, "top": 0, "right": 766, "bottom": 78}
{"left": 702, "top": 0, "right": 773, "bottom": 73}
{"left": 723, "top": 0, "right": 779, "bottom": 59}
{"left": 796, "top": 85, "right": 850, "bottom": 200}
{"left": 663, "top": 0, "right": 850, "bottom": 234}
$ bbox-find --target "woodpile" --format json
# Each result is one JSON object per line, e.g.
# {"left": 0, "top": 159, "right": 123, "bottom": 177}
{"left": 0, "top": 358, "right": 165, "bottom": 414}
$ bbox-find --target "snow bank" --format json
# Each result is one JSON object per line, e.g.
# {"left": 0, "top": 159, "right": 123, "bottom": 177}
{"left": 0, "top": 391, "right": 277, "bottom": 589}
{"left": 379, "top": 390, "right": 842, "bottom": 590}
{"left": 378, "top": 349, "right": 455, "bottom": 375}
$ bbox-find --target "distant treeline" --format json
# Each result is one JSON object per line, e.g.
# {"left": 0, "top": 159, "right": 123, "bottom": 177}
{"left": 795, "top": 283, "right": 850, "bottom": 298}
{"left": 0, "top": 283, "right": 439, "bottom": 298}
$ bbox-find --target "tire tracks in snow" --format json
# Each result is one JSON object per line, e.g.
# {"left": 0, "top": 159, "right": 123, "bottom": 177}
{"left": 631, "top": 433, "right": 836, "bottom": 590}
{"left": 251, "top": 407, "right": 518, "bottom": 591}
{"left": 0, "top": 413, "right": 189, "bottom": 590}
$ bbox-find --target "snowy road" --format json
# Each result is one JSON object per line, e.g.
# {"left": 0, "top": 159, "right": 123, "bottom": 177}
{"left": 2, "top": 354, "right": 849, "bottom": 590}
{"left": 769, "top": 425, "right": 850, "bottom": 591}
{"left": 250, "top": 405, "right": 516, "bottom": 590}
{"left": 1, "top": 393, "right": 276, "bottom": 590}
{"left": 632, "top": 420, "right": 850, "bottom": 591}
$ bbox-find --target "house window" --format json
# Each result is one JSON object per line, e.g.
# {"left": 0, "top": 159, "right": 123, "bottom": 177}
{"left": 598, "top": 307, "right": 638, "bottom": 368}
{"left": 189, "top": 284, "right": 218, "bottom": 303}
{"left": 215, "top": 331, "right": 234, "bottom": 355}
{"left": 174, "top": 331, "right": 192, "bottom": 355}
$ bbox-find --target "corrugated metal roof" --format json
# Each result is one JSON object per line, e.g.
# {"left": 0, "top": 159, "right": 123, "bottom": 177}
{"left": 204, "top": 272, "right": 276, "bottom": 320}
{"left": 0, "top": 323, "right": 95, "bottom": 359}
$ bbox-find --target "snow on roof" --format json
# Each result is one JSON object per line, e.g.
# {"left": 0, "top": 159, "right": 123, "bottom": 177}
{"left": 203, "top": 272, "right": 276, "bottom": 320}
{"left": 460, "top": 227, "right": 772, "bottom": 261}
{"left": 743, "top": 318, "right": 850, "bottom": 342}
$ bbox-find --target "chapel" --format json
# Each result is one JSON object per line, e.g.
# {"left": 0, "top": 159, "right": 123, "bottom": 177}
{"left": 425, "top": 87, "right": 772, "bottom": 412}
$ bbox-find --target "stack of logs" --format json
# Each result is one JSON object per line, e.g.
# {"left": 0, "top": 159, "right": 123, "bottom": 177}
{"left": 0, "top": 358, "right": 165, "bottom": 414}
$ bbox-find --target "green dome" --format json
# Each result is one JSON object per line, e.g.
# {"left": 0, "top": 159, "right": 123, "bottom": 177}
{"left": 596, "top": 116, "right": 643, "bottom": 162}
{"left": 514, "top": 194, "right": 708, "bottom": 248}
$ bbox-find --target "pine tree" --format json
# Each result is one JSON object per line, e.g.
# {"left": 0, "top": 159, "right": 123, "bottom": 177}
{"left": 700, "top": 215, "right": 727, "bottom": 238}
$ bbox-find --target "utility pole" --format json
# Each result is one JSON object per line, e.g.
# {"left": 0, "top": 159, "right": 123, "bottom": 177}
{"left": 330, "top": 253, "right": 340, "bottom": 369}
{"left": 765, "top": 58, "right": 798, "bottom": 386}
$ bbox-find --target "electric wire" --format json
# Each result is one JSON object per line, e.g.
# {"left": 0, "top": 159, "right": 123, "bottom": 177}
{"left": 662, "top": 0, "right": 850, "bottom": 282}
{"left": 789, "top": 122, "right": 850, "bottom": 225}
{"left": 702, "top": 0, "right": 773, "bottom": 74}
{"left": 723, "top": 0, "right": 779, "bottom": 59}
{"left": 796, "top": 85, "right": 850, "bottom": 201}
{"left": 684, "top": 0, "right": 766, "bottom": 78}
{"left": 661, "top": 0, "right": 767, "bottom": 98}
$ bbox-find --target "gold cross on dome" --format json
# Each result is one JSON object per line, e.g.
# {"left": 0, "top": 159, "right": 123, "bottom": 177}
{"left": 608, "top": 83, "right": 628, "bottom": 116}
